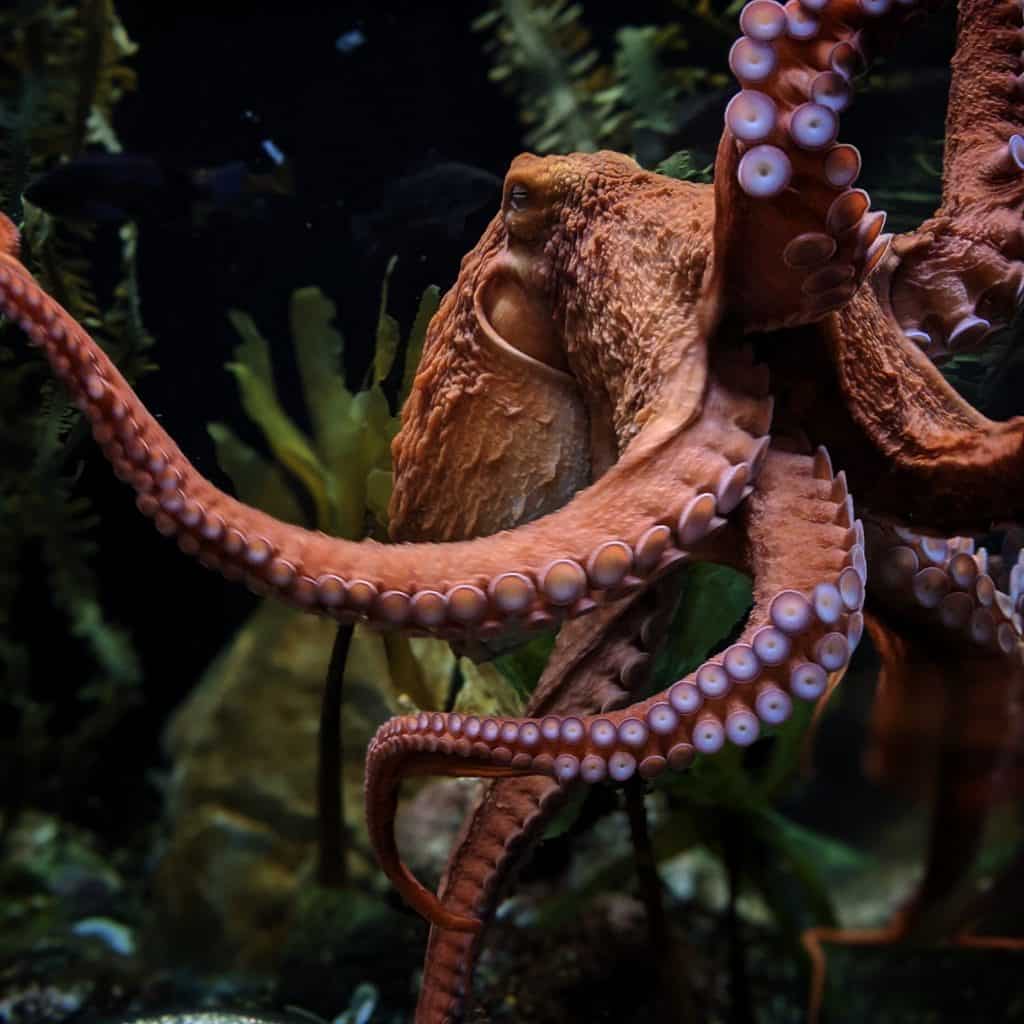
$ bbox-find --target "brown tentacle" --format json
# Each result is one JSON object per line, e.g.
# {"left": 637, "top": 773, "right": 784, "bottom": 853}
{"left": 806, "top": 515, "right": 1024, "bottom": 1021}
{"left": 805, "top": 593, "right": 1024, "bottom": 1023}
{"left": 823, "top": 286, "right": 1024, "bottom": 528}
{"left": 417, "top": 780, "right": 562, "bottom": 1021}
{"left": 864, "top": 520, "right": 1023, "bottom": 654}
{"left": 416, "top": 582, "right": 678, "bottom": 1023}
{"left": 713, "top": 0, "right": 941, "bottom": 332}
{"left": 880, "top": 0, "right": 1024, "bottom": 357}
{"left": 0, "top": 216, "right": 770, "bottom": 639}
{"left": 365, "top": 446, "right": 865, "bottom": 930}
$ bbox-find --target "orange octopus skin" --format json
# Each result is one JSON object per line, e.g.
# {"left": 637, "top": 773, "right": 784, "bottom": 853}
{"left": 405, "top": 1, "right": 1024, "bottom": 1019}
{"left": 881, "top": 0, "right": 1024, "bottom": 359}
{"left": 416, "top": 579, "right": 687, "bottom": 1023}
{"left": 3, "top": 0, "right": 1024, "bottom": 1021}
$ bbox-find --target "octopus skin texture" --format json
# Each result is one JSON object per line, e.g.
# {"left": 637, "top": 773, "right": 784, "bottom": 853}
{"left": 3, "top": 0, "right": 1024, "bottom": 1020}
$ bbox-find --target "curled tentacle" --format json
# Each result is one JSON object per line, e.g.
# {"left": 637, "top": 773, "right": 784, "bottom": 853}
{"left": 0, "top": 214, "right": 769, "bottom": 641}
{"left": 416, "top": 581, "right": 679, "bottom": 1023}
{"left": 865, "top": 520, "right": 1023, "bottom": 653}
{"left": 365, "top": 447, "right": 865, "bottom": 930}
{"left": 881, "top": 0, "right": 1024, "bottom": 357}
{"left": 714, "top": 0, "right": 941, "bottom": 331}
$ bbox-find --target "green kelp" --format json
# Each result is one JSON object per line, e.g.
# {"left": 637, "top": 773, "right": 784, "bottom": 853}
{"left": 0, "top": 0, "right": 152, "bottom": 828}
{"left": 655, "top": 148, "right": 713, "bottom": 184}
{"left": 473, "top": 0, "right": 730, "bottom": 165}
{"left": 155, "top": 270, "right": 531, "bottom": 971}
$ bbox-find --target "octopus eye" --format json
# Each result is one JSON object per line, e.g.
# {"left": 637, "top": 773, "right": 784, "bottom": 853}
{"left": 509, "top": 184, "right": 529, "bottom": 211}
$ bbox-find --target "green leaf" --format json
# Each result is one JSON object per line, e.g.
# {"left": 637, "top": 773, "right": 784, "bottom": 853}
{"left": 225, "top": 309, "right": 330, "bottom": 527}
{"left": 654, "top": 563, "right": 752, "bottom": 686}
{"left": 746, "top": 808, "right": 868, "bottom": 930}
{"left": 384, "top": 632, "right": 447, "bottom": 711}
{"left": 405, "top": 635, "right": 458, "bottom": 709}
{"left": 374, "top": 255, "right": 401, "bottom": 383}
{"left": 752, "top": 699, "right": 814, "bottom": 801}
{"left": 541, "top": 785, "right": 589, "bottom": 840}
{"left": 493, "top": 630, "right": 557, "bottom": 701}
{"left": 318, "top": 383, "right": 399, "bottom": 538}
{"left": 288, "top": 286, "right": 351, "bottom": 459}
{"left": 455, "top": 658, "right": 526, "bottom": 718}
{"left": 400, "top": 284, "right": 441, "bottom": 404}
{"left": 614, "top": 26, "right": 678, "bottom": 135}
{"left": 207, "top": 421, "right": 306, "bottom": 524}
{"left": 655, "top": 149, "right": 713, "bottom": 183}
{"left": 756, "top": 808, "right": 868, "bottom": 874}
{"left": 365, "top": 467, "right": 394, "bottom": 530}
{"left": 655, "top": 741, "right": 751, "bottom": 809}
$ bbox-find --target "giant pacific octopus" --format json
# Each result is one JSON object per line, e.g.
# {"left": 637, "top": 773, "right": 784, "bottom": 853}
{"left": 4, "top": 0, "right": 1024, "bottom": 1019}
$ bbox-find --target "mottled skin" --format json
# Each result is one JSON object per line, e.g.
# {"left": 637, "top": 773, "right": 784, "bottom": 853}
{"left": 882, "top": 0, "right": 1024, "bottom": 358}
{"left": 3, "top": 1, "right": 1024, "bottom": 1022}
{"left": 390, "top": 154, "right": 717, "bottom": 543}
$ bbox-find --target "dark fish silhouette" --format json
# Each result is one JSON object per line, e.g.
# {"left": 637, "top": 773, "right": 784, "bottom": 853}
{"left": 25, "top": 149, "right": 294, "bottom": 226}
{"left": 350, "top": 161, "right": 502, "bottom": 250}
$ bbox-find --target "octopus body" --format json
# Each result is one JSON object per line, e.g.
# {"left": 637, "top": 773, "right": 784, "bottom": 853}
{"left": 4, "top": 0, "right": 1024, "bottom": 1020}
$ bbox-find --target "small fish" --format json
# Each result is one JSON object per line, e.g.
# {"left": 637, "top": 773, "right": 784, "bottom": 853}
{"left": 25, "top": 146, "right": 294, "bottom": 226}
{"left": 350, "top": 160, "right": 502, "bottom": 251}
{"left": 335, "top": 27, "right": 367, "bottom": 54}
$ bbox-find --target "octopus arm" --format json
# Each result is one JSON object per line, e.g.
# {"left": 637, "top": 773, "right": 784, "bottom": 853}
{"left": 710, "top": 0, "right": 941, "bottom": 332}
{"left": 414, "top": 584, "right": 678, "bottom": 1023}
{"left": 824, "top": 286, "right": 1024, "bottom": 527}
{"left": 364, "top": 447, "right": 866, "bottom": 931}
{"left": 856, "top": 522, "right": 1024, "bottom": 918}
{"left": 804, "top": 602, "right": 1024, "bottom": 1022}
{"left": 883, "top": 0, "right": 1024, "bottom": 359}
{"left": 0, "top": 215, "right": 769, "bottom": 641}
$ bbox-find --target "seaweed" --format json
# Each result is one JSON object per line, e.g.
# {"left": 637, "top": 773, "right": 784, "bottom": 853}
{"left": 655, "top": 148, "right": 713, "bottom": 183}
{"left": 473, "top": 0, "right": 730, "bottom": 165}
{"left": 0, "top": 0, "right": 152, "bottom": 829}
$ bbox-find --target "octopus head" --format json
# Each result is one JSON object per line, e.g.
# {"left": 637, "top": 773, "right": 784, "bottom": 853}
{"left": 389, "top": 149, "right": 714, "bottom": 544}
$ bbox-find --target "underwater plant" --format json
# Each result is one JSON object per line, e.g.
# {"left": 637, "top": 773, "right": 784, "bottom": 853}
{"left": 0, "top": 0, "right": 151, "bottom": 830}
{"left": 473, "top": 0, "right": 732, "bottom": 165}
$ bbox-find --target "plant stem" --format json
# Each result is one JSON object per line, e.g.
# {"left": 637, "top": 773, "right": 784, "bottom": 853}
{"left": 624, "top": 778, "right": 696, "bottom": 1023}
{"left": 724, "top": 816, "right": 755, "bottom": 1024}
{"left": 317, "top": 623, "right": 353, "bottom": 887}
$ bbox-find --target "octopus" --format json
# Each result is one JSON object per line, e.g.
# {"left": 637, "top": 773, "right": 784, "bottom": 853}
{"left": 3, "top": 0, "right": 1024, "bottom": 1019}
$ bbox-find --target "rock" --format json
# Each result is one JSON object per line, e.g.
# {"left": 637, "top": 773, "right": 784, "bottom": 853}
{"left": 151, "top": 601, "right": 397, "bottom": 970}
